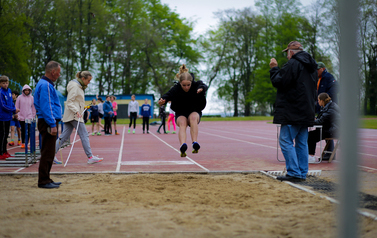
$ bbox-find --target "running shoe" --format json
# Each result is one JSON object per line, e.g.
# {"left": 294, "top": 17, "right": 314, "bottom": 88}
{"left": 128, "top": 129, "right": 131, "bottom": 133}
{"left": 53, "top": 157, "right": 62, "bottom": 164}
{"left": 192, "top": 141, "right": 200, "bottom": 154}
{"left": 8, "top": 141, "right": 15, "bottom": 146}
{"left": 21, "top": 144, "right": 25, "bottom": 149}
{"left": 92, "top": 132, "right": 96, "bottom": 136}
{"left": 87, "top": 155, "right": 103, "bottom": 164}
{"left": 115, "top": 132, "right": 120, "bottom": 135}
{"left": 97, "top": 132, "right": 101, "bottom": 136}
{"left": 180, "top": 143, "right": 187, "bottom": 157}
{"left": 4, "top": 152, "right": 13, "bottom": 158}
{"left": 166, "top": 130, "right": 170, "bottom": 133}
{"left": 0, "top": 154, "right": 8, "bottom": 160}
{"left": 172, "top": 131, "right": 176, "bottom": 134}
{"left": 18, "top": 141, "right": 21, "bottom": 146}
{"left": 308, "top": 155, "right": 317, "bottom": 163}
{"left": 133, "top": 130, "right": 135, "bottom": 134}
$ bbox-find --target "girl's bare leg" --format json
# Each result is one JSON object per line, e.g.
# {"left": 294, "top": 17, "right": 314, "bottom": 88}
{"left": 188, "top": 112, "right": 200, "bottom": 142}
{"left": 176, "top": 116, "right": 188, "bottom": 145}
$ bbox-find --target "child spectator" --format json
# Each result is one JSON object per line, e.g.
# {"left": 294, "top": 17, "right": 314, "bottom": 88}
{"left": 9, "top": 90, "right": 21, "bottom": 147}
{"left": 90, "top": 99, "right": 101, "bottom": 136}
{"left": 141, "top": 98, "right": 151, "bottom": 134}
{"left": 157, "top": 104, "right": 167, "bottom": 134}
{"left": 96, "top": 96, "right": 105, "bottom": 131}
{"left": 167, "top": 102, "right": 176, "bottom": 134}
{"left": 15, "top": 85, "right": 36, "bottom": 149}
{"left": 128, "top": 94, "right": 139, "bottom": 134}
{"left": 110, "top": 95, "right": 119, "bottom": 135}
{"left": 0, "top": 75, "right": 19, "bottom": 160}
{"left": 103, "top": 95, "right": 114, "bottom": 135}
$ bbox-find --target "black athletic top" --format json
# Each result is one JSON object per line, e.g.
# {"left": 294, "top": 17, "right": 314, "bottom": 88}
{"left": 161, "top": 75, "right": 208, "bottom": 115}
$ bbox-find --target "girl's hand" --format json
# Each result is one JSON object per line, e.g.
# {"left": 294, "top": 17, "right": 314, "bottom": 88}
{"left": 76, "top": 112, "right": 82, "bottom": 118}
{"left": 197, "top": 88, "right": 203, "bottom": 94}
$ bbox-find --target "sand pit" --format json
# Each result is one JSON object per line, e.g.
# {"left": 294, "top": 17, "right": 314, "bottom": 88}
{"left": 0, "top": 173, "right": 376, "bottom": 238}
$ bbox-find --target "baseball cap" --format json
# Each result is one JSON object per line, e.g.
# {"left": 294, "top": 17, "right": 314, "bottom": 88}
{"left": 282, "top": 41, "right": 303, "bottom": 52}
{"left": 317, "top": 62, "right": 326, "bottom": 69}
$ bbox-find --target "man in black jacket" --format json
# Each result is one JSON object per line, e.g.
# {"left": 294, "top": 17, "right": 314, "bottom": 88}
{"left": 269, "top": 41, "right": 318, "bottom": 182}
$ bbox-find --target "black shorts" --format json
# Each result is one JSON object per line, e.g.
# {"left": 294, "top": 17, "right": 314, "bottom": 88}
{"left": 91, "top": 116, "right": 99, "bottom": 123}
{"left": 175, "top": 111, "right": 202, "bottom": 126}
{"left": 99, "top": 113, "right": 104, "bottom": 118}
{"left": 112, "top": 116, "right": 117, "bottom": 122}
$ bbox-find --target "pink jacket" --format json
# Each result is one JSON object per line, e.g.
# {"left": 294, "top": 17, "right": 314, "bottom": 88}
{"left": 15, "top": 84, "right": 36, "bottom": 121}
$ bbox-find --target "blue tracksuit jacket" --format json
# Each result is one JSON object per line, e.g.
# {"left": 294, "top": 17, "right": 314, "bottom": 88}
{"left": 0, "top": 87, "right": 16, "bottom": 121}
{"left": 34, "top": 76, "right": 62, "bottom": 128}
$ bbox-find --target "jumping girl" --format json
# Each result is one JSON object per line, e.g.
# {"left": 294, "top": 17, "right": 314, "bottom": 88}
{"left": 158, "top": 64, "right": 208, "bottom": 157}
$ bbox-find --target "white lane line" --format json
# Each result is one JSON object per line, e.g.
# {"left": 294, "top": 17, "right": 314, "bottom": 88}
{"left": 121, "top": 161, "right": 194, "bottom": 165}
{"left": 358, "top": 152, "right": 377, "bottom": 158}
{"left": 116, "top": 126, "right": 126, "bottom": 172}
{"left": 150, "top": 132, "right": 209, "bottom": 172}
{"left": 201, "top": 131, "right": 276, "bottom": 149}
{"left": 359, "top": 165, "right": 377, "bottom": 171}
{"left": 203, "top": 128, "right": 276, "bottom": 141}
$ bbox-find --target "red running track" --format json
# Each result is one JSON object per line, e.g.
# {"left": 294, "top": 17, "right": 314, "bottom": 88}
{"left": 1, "top": 121, "right": 376, "bottom": 174}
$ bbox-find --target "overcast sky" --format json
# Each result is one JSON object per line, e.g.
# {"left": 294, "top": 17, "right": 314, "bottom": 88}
{"left": 160, "top": 0, "right": 315, "bottom": 35}
{"left": 159, "top": 0, "right": 315, "bottom": 115}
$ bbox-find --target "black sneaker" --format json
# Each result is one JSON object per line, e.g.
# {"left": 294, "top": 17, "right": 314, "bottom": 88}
{"left": 276, "top": 175, "right": 303, "bottom": 182}
{"left": 180, "top": 143, "right": 187, "bottom": 157}
{"left": 192, "top": 141, "right": 200, "bottom": 153}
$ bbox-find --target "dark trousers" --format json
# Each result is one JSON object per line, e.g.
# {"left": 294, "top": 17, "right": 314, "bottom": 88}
{"left": 157, "top": 116, "right": 166, "bottom": 133}
{"left": 104, "top": 117, "right": 112, "bottom": 134}
{"left": 38, "top": 119, "right": 58, "bottom": 185}
{"left": 0, "top": 121, "right": 10, "bottom": 155}
{"left": 20, "top": 121, "right": 31, "bottom": 144}
{"left": 129, "top": 112, "right": 137, "bottom": 129}
{"left": 308, "top": 128, "right": 331, "bottom": 155}
{"left": 142, "top": 117, "right": 149, "bottom": 132}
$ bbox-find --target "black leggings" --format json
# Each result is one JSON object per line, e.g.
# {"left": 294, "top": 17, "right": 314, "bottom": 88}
{"left": 104, "top": 117, "right": 112, "bottom": 134}
{"left": 157, "top": 116, "right": 166, "bottom": 133}
{"left": 308, "top": 128, "right": 331, "bottom": 155}
{"left": 129, "top": 112, "right": 137, "bottom": 129}
{"left": 142, "top": 117, "right": 149, "bottom": 132}
{"left": 0, "top": 121, "right": 10, "bottom": 155}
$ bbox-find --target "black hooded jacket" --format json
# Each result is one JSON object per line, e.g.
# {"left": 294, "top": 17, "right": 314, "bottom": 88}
{"left": 270, "top": 51, "right": 318, "bottom": 126}
{"left": 314, "top": 100, "right": 340, "bottom": 136}
{"left": 161, "top": 74, "right": 208, "bottom": 115}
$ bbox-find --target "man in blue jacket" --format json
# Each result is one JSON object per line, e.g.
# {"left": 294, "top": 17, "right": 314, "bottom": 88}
{"left": 34, "top": 61, "right": 62, "bottom": 189}
{"left": 316, "top": 62, "right": 338, "bottom": 159}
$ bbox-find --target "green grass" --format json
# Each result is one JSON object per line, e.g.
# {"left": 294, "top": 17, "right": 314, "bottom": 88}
{"left": 88, "top": 116, "right": 377, "bottom": 129}
{"left": 360, "top": 117, "right": 377, "bottom": 129}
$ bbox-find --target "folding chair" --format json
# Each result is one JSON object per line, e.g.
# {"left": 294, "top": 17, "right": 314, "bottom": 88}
{"left": 321, "top": 138, "right": 340, "bottom": 163}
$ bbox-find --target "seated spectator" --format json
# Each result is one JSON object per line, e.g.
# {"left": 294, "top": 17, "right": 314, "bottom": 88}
{"left": 308, "top": 93, "right": 340, "bottom": 163}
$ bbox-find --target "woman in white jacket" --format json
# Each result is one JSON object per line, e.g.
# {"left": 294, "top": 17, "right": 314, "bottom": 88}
{"left": 54, "top": 71, "right": 103, "bottom": 164}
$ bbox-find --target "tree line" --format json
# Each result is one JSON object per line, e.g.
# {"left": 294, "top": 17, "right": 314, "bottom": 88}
{"left": 1, "top": 0, "right": 377, "bottom": 115}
